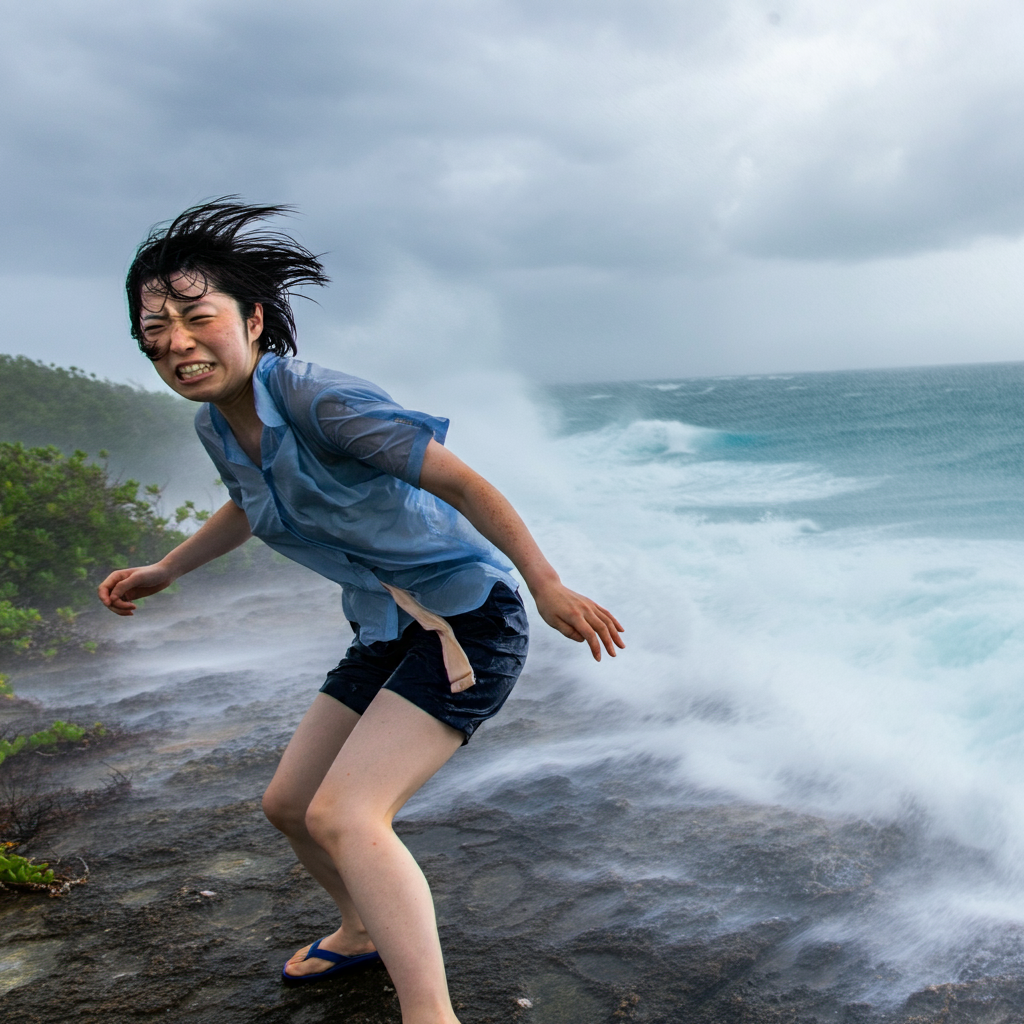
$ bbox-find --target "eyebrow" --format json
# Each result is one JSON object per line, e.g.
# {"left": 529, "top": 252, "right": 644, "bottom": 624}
{"left": 141, "top": 300, "right": 209, "bottom": 321}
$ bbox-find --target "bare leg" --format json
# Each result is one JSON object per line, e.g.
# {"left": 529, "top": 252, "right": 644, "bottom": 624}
{"left": 305, "top": 689, "right": 464, "bottom": 1024}
{"left": 262, "top": 694, "right": 376, "bottom": 974}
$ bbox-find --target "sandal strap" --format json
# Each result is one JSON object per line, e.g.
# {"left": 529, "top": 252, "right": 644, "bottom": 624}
{"left": 304, "top": 938, "right": 348, "bottom": 965}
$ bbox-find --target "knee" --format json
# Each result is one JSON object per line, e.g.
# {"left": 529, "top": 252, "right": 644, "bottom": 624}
{"left": 305, "top": 792, "right": 381, "bottom": 851}
{"left": 262, "top": 783, "right": 309, "bottom": 837}
{"left": 304, "top": 794, "right": 342, "bottom": 848}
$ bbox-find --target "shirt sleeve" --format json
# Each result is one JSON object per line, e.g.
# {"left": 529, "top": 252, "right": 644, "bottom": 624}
{"left": 214, "top": 461, "right": 245, "bottom": 508}
{"left": 311, "top": 390, "right": 449, "bottom": 488}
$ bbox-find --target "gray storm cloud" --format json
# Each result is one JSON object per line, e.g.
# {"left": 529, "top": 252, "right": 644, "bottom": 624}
{"left": 1, "top": 0, "right": 1023, "bottom": 380}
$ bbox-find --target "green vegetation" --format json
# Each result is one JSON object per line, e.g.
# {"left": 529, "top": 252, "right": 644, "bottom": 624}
{"left": 0, "top": 442, "right": 199, "bottom": 657}
{"left": 0, "top": 720, "right": 108, "bottom": 767}
{"left": 0, "top": 354, "right": 197, "bottom": 463}
{"left": 0, "top": 443, "right": 177, "bottom": 605}
{"left": 0, "top": 849, "right": 54, "bottom": 886}
{"left": 0, "top": 603, "right": 41, "bottom": 654}
{"left": 0, "top": 357, "right": 269, "bottom": 662}
{"left": 0, "top": 353, "right": 218, "bottom": 518}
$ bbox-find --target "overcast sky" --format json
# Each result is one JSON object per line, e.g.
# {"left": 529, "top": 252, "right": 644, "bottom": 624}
{"left": 2, "top": 0, "right": 1024, "bottom": 384}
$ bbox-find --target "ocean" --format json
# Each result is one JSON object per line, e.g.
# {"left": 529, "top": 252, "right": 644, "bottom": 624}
{"left": 8, "top": 360, "right": 1024, "bottom": 1018}
{"left": 430, "top": 360, "right": 1024, "bottom": 1005}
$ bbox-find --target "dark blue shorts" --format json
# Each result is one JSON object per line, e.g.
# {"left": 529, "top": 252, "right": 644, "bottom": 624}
{"left": 320, "top": 583, "right": 529, "bottom": 742}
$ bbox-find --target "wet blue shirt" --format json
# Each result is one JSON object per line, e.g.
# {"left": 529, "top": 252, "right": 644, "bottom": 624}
{"left": 194, "top": 354, "right": 516, "bottom": 643}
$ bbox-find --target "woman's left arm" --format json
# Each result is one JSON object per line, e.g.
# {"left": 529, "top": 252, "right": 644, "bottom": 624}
{"left": 419, "top": 439, "right": 624, "bottom": 661}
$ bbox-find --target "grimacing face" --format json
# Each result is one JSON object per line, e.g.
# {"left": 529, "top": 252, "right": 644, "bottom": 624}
{"left": 140, "top": 274, "right": 264, "bottom": 406}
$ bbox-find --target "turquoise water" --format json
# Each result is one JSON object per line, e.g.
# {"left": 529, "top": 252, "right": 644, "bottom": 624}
{"left": 410, "top": 361, "right": 1024, "bottom": 1001}
{"left": 549, "top": 362, "right": 1023, "bottom": 538}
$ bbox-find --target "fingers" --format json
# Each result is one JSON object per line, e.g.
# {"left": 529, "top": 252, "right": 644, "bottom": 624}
{"left": 584, "top": 604, "right": 626, "bottom": 655}
{"left": 554, "top": 617, "right": 600, "bottom": 659}
{"left": 592, "top": 602, "right": 626, "bottom": 635}
{"left": 585, "top": 604, "right": 626, "bottom": 661}
{"left": 98, "top": 571, "right": 127, "bottom": 608}
{"left": 555, "top": 600, "right": 626, "bottom": 662}
{"left": 99, "top": 595, "right": 136, "bottom": 616}
{"left": 97, "top": 573, "right": 120, "bottom": 605}
{"left": 536, "top": 584, "right": 627, "bottom": 663}
{"left": 110, "top": 575, "right": 139, "bottom": 603}
{"left": 101, "top": 590, "right": 137, "bottom": 616}
{"left": 98, "top": 568, "right": 144, "bottom": 616}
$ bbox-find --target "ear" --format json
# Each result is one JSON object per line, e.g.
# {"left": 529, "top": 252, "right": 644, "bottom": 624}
{"left": 247, "top": 303, "right": 264, "bottom": 344}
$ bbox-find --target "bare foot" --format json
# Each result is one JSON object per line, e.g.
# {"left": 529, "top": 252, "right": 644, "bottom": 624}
{"left": 283, "top": 925, "right": 377, "bottom": 978}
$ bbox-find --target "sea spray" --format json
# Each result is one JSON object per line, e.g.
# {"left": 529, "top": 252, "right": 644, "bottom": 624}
{"left": 15, "top": 360, "right": 1020, "bottom": 1007}
{"left": 395, "top": 362, "right": 1024, "bottom": 1000}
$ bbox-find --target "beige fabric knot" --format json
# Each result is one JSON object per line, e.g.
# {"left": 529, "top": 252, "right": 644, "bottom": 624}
{"left": 380, "top": 583, "right": 476, "bottom": 692}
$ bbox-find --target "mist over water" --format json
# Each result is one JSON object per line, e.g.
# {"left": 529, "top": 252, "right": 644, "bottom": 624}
{"left": 406, "top": 361, "right": 1024, "bottom": 1001}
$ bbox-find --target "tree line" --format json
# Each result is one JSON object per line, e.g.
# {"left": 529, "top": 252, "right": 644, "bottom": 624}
{"left": 0, "top": 356, "right": 222, "bottom": 659}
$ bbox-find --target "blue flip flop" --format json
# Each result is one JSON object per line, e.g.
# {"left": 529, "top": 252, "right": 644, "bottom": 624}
{"left": 281, "top": 938, "right": 382, "bottom": 985}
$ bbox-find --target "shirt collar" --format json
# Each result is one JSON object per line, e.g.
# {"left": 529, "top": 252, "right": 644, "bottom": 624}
{"left": 252, "top": 354, "right": 286, "bottom": 427}
{"left": 208, "top": 354, "right": 285, "bottom": 465}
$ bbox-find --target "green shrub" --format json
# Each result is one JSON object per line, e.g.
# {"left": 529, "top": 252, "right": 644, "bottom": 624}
{"left": 0, "top": 602, "right": 42, "bottom": 653}
{"left": 0, "top": 443, "right": 190, "bottom": 656}
{"left": 0, "top": 851, "right": 55, "bottom": 886}
{"left": 0, "top": 734, "right": 26, "bottom": 762}
{"left": 0, "top": 443, "right": 181, "bottom": 607}
{"left": 0, "top": 720, "right": 107, "bottom": 767}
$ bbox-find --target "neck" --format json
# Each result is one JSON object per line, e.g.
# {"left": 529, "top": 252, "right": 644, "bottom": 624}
{"left": 214, "top": 376, "right": 264, "bottom": 465}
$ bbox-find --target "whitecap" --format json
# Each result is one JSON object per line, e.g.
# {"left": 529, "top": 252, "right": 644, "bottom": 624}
{"left": 572, "top": 418, "right": 719, "bottom": 459}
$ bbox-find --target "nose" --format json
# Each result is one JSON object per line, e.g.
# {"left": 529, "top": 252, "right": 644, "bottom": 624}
{"left": 167, "top": 318, "right": 196, "bottom": 353}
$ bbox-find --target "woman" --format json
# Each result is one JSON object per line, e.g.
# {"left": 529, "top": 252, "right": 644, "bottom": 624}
{"left": 98, "top": 199, "right": 624, "bottom": 1024}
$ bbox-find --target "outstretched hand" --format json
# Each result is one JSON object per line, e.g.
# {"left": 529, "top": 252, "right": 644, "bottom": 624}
{"left": 97, "top": 564, "right": 176, "bottom": 616}
{"left": 532, "top": 582, "right": 625, "bottom": 661}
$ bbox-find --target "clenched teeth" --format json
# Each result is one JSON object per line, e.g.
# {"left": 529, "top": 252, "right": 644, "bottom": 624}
{"left": 178, "top": 362, "right": 213, "bottom": 379}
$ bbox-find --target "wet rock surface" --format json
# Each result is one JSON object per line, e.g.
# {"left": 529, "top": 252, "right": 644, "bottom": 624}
{"left": 5, "top": 753, "right": 1024, "bottom": 1023}
{"left": 3, "top": 579, "right": 1024, "bottom": 1022}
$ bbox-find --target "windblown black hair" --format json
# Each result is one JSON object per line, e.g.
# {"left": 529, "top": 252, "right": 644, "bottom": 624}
{"left": 126, "top": 198, "right": 330, "bottom": 359}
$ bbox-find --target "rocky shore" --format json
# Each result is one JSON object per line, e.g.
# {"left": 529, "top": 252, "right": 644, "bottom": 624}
{"left": 3, "top": 577, "right": 1024, "bottom": 1023}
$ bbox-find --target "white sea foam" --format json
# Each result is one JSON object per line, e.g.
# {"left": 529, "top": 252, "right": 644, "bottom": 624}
{"left": 399, "top": 370, "right": 1024, "bottom": 991}
{"left": 596, "top": 417, "right": 716, "bottom": 457}
{"left": 564, "top": 418, "right": 875, "bottom": 506}
{"left": 411, "top": 377, "right": 1024, "bottom": 831}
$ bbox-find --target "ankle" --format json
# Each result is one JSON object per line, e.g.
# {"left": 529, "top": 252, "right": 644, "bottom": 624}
{"left": 340, "top": 920, "right": 370, "bottom": 941}
{"left": 323, "top": 922, "right": 374, "bottom": 954}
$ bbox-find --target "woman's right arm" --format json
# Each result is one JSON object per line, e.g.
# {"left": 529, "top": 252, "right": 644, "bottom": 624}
{"left": 97, "top": 500, "right": 252, "bottom": 616}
